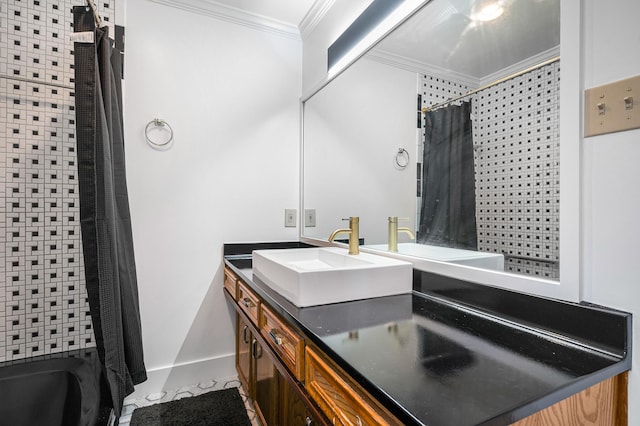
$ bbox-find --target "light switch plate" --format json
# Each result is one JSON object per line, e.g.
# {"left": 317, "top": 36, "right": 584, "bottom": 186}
{"left": 285, "top": 209, "right": 296, "bottom": 227}
{"left": 305, "top": 209, "right": 316, "bottom": 227}
{"left": 585, "top": 74, "right": 640, "bottom": 137}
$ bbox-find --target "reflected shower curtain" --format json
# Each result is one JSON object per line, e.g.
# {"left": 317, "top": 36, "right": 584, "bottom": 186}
{"left": 73, "top": 7, "right": 147, "bottom": 418}
{"left": 418, "top": 101, "right": 477, "bottom": 250}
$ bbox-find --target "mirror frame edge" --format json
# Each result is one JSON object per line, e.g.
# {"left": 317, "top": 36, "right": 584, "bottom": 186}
{"left": 299, "top": 0, "right": 582, "bottom": 303}
{"left": 558, "top": 0, "right": 582, "bottom": 302}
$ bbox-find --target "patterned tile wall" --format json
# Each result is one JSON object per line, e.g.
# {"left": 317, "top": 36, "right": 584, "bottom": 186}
{"left": 419, "top": 62, "right": 560, "bottom": 279}
{"left": 1, "top": 0, "right": 114, "bottom": 362}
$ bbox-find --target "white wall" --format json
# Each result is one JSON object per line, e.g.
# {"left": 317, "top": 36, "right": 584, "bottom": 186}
{"left": 123, "top": 0, "right": 301, "bottom": 396}
{"left": 581, "top": 1, "right": 640, "bottom": 424}
{"left": 303, "top": 57, "right": 417, "bottom": 244}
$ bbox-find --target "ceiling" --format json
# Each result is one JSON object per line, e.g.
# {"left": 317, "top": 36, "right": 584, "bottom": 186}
{"left": 209, "top": 0, "right": 318, "bottom": 26}
{"left": 208, "top": 0, "right": 560, "bottom": 81}
{"left": 373, "top": 0, "right": 560, "bottom": 80}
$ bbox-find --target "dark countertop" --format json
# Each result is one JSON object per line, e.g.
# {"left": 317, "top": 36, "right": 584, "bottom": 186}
{"left": 223, "top": 242, "right": 632, "bottom": 426}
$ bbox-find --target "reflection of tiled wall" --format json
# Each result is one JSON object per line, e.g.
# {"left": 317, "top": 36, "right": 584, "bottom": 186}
{"left": 419, "top": 62, "right": 560, "bottom": 279}
{"left": 1, "top": 1, "right": 114, "bottom": 362}
{"left": 421, "top": 75, "right": 471, "bottom": 108}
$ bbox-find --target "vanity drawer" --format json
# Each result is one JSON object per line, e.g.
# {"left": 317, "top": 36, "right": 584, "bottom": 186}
{"left": 305, "top": 347, "right": 400, "bottom": 426}
{"left": 261, "top": 304, "right": 305, "bottom": 381}
{"left": 237, "top": 280, "right": 261, "bottom": 325}
{"left": 223, "top": 267, "right": 238, "bottom": 300}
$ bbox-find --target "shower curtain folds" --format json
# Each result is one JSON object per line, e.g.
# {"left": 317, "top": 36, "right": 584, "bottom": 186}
{"left": 73, "top": 6, "right": 147, "bottom": 419}
{"left": 418, "top": 101, "right": 477, "bottom": 250}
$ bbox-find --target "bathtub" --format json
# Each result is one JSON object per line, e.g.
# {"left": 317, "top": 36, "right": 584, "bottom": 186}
{"left": 0, "top": 350, "right": 102, "bottom": 426}
{"left": 364, "top": 243, "right": 505, "bottom": 271}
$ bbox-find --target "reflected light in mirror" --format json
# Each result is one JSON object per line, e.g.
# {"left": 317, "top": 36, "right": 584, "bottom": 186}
{"left": 471, "top": 1, "right": 504, "bottom": 22}
{"left": 328, "top": 0, "right": 426, "bottom": 78}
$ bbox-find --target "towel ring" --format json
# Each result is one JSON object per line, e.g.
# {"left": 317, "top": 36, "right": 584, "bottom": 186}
{"left": 145, "top": 118, "right": 173, "bottom": 148}
{"left": 395, "top": 148, "right": 410, "bottom": 169}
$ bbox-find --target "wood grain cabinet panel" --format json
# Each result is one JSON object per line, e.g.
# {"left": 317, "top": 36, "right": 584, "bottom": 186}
{"left": 237, "top": 280, "right": 261, "bottom": 325}
{"left": 305, "top": 346, "right": 402, "bottom": 426}
{"left": 261, "top": 303, "right": 305, "bottom": 381}
{"left": 236, "top": 313, "right": 252, "bottom": 396}
{"left": 224, "top": 268, "right": 238, "bottom": 300}
{"left": 512, "top": 373, "right": 628, "bottom": 426}
{"left": 253, "top": 336, "right": 280, "bottom": 426}
{"left": 280, "top": 375, "right": 317, "bottom": 426}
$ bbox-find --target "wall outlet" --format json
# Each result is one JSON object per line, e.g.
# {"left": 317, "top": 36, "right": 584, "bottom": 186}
{"left": 305, "top": 209, "right": 316, "bottom": 227}
{"left": 285, "top": 209, "right": 297, "bottom": 227}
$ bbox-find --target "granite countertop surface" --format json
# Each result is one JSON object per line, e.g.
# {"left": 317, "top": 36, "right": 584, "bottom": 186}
{"left": 223, "top": 242, "right": 632, "bottom": 426}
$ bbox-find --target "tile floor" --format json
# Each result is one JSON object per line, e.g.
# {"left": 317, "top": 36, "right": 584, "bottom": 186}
{"left": 114, "top": 376, "right": 260, "bottom": 426}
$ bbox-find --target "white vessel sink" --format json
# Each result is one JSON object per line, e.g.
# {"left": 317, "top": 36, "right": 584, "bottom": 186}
{"left": 364, "top": 243, "right": 504, "bottom": 271}
{"left": 252, "top": 247, "right": 413, "bottom": 307}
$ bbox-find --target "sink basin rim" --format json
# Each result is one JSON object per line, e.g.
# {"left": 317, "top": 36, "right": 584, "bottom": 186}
{"left": 252, "top": 247, "right": 413, "bottom": 307}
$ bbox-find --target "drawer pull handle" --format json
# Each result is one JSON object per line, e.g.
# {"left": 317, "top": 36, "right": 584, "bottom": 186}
{"left": 242, "top": 325, "right": 249, "bottom": 344}
{"left": 269, "top": 329, "right": 283, "bottom": 346}
{"left": 241, "top": 298, "right": 253, "bottom": 308}
{"left": 305, "top": 416, "right": 313, "bottom": 426}
{"left": 252, "top": 338, "right": 262, "bottom": 359}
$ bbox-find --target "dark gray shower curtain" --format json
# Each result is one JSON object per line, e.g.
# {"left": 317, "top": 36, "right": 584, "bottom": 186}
{"left": 418, "top": 101, "right": 477, "bottom": 250}
{"left": 73, "top": 7, "right": 146, "bottom": 418}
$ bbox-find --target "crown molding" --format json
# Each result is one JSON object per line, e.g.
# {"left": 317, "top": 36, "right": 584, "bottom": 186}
{"left": 367, "top": 49, "right": 480, "bottom": 88}
{"left": 146, "top": 0, "right": 301, "bottom": 40}
{"left": 478, "top": 46, "right": 560, "bottom": 86}
{"left": 366, "top": 45, "right": 561, "bottom": 89}
{"left": 299, "top": 0, "right": 336, "bottom": 40}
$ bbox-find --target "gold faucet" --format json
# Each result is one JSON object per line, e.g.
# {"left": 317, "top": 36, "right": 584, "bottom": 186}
{"left": 388, "top": 217, "right": 415, "bottom": 252}
{"left": 328, "top": 217, "right": 360, "bottom": 255}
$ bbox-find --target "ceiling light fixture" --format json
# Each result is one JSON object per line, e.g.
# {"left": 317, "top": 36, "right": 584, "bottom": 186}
{"left": 327, "top": 0, "right": 425, "bottom": 79}
{"left": 472, "top": 1, "right": 504, "bottom": 22}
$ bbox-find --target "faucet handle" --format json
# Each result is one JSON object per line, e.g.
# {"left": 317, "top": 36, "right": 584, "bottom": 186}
{"left": 388, "top": 217, "right": 409, "bottom": 222}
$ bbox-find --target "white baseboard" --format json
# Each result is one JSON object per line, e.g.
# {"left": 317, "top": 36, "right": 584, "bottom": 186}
{"left": 127, "top": 352, "right": 236, "bottom": 400}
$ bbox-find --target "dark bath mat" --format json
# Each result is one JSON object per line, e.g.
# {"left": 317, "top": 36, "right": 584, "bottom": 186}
{"left": 129, "top": 387, "right": 251, "bottom": 426}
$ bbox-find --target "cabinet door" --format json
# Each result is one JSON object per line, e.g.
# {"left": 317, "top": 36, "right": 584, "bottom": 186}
{"left": 280, "top": 376, "right": 316, "bottom": 426}
{"left": 236, "top": 313, "right": 252, "bottom": 396}
{"left": 253, "top": 338, "right": 279, "bottom": 426}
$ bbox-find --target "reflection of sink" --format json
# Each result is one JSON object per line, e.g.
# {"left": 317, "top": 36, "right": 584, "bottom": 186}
{"left": 364, "top": 243, "right": 504, "bottom": 271}
{"left": 252, "top": 247, "right": 413, "bottom": 307}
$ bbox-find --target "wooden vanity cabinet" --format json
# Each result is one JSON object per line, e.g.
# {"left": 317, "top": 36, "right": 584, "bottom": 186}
{"left": 235, "top": 310, "right": 280, "bottom": 425}
{"left": 238, "top": 280, "right": 261, "bottom": 324}
{"left": 236, "top": 313, "right": 252, "bottom": 393}
{"left": 228, "top": 269, "right": 398, "bottom": 426}
{"left": 227, "top": 269, "right": 324, "bottom": 425}
{"left": 224, "top": 268, "right": 239, "bottom": 300}
{"left": 305, "top": 346, "right": 402, "bottom": 426}
{"left": 280, "top": 376, "right": 316, "bottom": 426}
{"left": 261, "top": 303, "right": 305, "bottom": 381}
{"left": 254, "top": 335, "right": 280, "bottom": 426}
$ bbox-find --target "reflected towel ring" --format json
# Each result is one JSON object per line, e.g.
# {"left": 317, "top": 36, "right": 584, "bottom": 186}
{"left": 395, "top": 148, "right": 410, "bottom": 169}
{"left": 145, "top": 118, "right": 173, "bottom": 148}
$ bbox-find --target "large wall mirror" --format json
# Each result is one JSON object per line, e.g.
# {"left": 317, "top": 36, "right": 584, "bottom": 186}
{"left": 302, "top": 0, "right": 582, "bottom": 301}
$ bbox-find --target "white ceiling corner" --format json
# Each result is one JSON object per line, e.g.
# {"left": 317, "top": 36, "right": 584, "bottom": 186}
{"left": 145, "top": 0, "right": 307, "bottom": 39}
{"left": 299, "top": 0, "right": 337, "bottom": 40}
